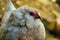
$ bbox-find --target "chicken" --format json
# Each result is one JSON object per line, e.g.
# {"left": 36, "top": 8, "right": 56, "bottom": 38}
{"left": 0, "top": 0, "right": 46, "bottom": 40}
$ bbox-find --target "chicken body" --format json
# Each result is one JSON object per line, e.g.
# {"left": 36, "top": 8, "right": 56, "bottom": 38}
{"left": 0, "top": 0, "right": 46, "bottom": 40}
{"left": 0, "top": 6, "right": 46, "bottom": 40}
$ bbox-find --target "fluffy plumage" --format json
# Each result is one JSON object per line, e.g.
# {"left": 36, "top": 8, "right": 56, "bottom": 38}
{"left": 0, "top": 1, "right": 46, "bottom": 40}
{"left": 0, "top": 6, "right": 46, "bottom": 40}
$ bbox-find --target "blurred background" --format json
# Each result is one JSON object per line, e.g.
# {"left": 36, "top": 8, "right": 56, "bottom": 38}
{"left": 0, "top": 0, "right": 60, "bottom": 40}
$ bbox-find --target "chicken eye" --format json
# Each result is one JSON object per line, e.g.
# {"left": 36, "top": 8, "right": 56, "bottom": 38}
{"left": 29, "top": 12, "right": 34, "bottom": 16}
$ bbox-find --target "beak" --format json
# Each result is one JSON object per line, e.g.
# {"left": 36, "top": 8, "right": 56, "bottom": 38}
{"left": 35, "top": 15, "right": 41, "bottom": 19}
{"left": 34, "top": 13, "right": 41, "bottom": 19}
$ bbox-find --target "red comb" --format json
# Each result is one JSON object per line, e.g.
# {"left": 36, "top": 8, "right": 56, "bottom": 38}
{"left": 34, "top": 10, "right": 41, "bottom": 19}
